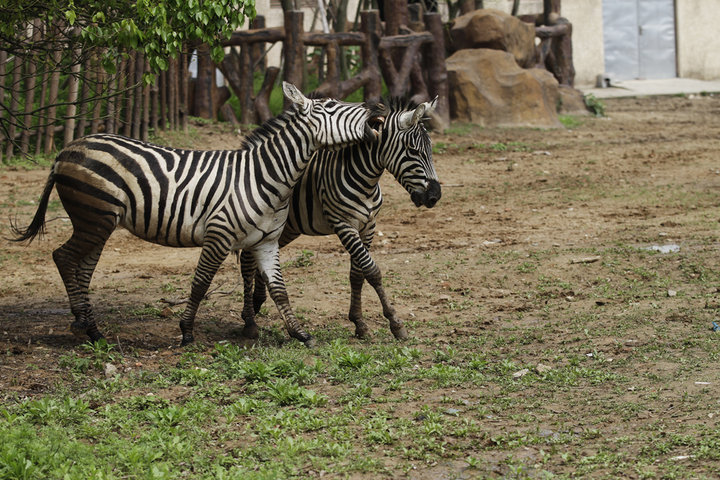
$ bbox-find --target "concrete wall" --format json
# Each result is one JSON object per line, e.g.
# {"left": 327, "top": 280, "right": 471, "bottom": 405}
{"left": 562, "top": 1, "right": 605, "bottom": 87}
{"left": 676, "top": 0, "right": 720, "bottom": 80}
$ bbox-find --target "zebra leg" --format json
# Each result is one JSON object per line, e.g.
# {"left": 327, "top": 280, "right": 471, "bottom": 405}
{"left": 52, "top": 232, "right": 109, "bottom": 342}
{"left": 179, "top": 237, "right": 230, "bottom": 346}
{"left": 252, "top": 270, "right": 267, "bottom": 315}
{"left": 348, "top": 258, "right": 371, "bottom": 339}
{"left": 252, "top": 244, "right": 315, "bottom": 347}
{"left": 252, "top": 229, "right": 299, "bottom": 314}
{"left": 239, "top": 250, "right": 260, "bottom": 339}
{"left": 336, "top": 224, "right": 408, "bottom": 340}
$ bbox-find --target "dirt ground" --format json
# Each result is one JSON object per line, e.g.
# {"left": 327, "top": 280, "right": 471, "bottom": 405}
{"left": 2, "top": 94, "right": 720, "bottom": 475}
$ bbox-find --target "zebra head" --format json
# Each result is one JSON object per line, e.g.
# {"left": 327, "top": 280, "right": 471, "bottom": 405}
{"left": 283, "top": 82, "right": 384, "bottom": 151}
{"left": 383, "top": 97, "right": 442, "bottom": 209}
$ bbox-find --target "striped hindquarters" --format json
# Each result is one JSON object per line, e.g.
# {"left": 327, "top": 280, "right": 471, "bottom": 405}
{"left": 54, "top": 134, "right": 241, "bottom": 247}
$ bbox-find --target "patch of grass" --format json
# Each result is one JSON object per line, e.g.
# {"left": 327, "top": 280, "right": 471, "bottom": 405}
{"left": 559, "top": 114, "right": 584, "bottom": 128}
{"left": 584, "top": 93, "right": 606, "bottom": 116}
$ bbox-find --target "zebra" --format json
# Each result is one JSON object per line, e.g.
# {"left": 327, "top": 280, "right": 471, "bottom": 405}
{"left": 239, "top": 96, "right": 441, "bottom": 341}
{"left": 11, "top": 82, "right": 385, "bottom": 348}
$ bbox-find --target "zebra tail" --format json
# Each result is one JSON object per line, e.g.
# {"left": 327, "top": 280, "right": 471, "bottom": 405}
{"left": 10, "top": 170, "right": 56, "bottom": 243}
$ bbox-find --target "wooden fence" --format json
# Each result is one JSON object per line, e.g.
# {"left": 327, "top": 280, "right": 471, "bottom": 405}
{"left": 0, "top": 8, "right": 449, "bottom": 162}
{"left": 0, "top": 39, "right": 190, "bottom": 162}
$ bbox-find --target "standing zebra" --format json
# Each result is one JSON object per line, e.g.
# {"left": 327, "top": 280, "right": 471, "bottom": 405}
{"left": 11, "top": 83, "right": 384, "bottom": 348}
{"left": 240, "top": 97, "right": 440, "bottom": 340}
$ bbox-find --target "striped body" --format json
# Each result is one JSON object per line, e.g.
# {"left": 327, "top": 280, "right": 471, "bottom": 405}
{"left": 241, "top": 98, "right": 441, "bottom": 340}
{"left": 12, "top": 83, "right": 382, "bottom": 346}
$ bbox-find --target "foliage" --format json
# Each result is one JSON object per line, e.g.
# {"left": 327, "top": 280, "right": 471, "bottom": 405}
{"left": 1, "top": 0, "right": 256, "bottom": 76}
{"left": 584, "top": 94, "right": 606, "bottom": 117}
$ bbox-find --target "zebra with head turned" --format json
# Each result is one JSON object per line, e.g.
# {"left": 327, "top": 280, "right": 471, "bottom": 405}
{"left": 11, "top": 82, "right": 385, "bottom": 348}
{"left": 240, "top": 96, "right": 441, "bottom": 340}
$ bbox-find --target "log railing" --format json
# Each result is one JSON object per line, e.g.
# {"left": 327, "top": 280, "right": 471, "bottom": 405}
{"left": 1, "top": 8, "right": 449, "bottom": 161}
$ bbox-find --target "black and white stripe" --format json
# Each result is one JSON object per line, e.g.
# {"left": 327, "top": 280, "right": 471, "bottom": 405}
{"left": 240, "top": 97, "right": 440, "bottom": 340}
{"left": 12, "top": 82, "right": 383, "bottom": 347}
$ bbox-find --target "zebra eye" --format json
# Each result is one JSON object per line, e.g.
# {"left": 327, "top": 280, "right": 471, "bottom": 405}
{"left": 325, "top": 100, "right": 337, "bottom": 108}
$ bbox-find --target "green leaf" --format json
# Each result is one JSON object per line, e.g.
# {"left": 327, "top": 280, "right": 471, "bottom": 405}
{"left": 64, "top": 10, "right": 76, "bottom": 25}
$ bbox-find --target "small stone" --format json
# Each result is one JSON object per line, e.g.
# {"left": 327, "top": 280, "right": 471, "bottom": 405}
{"left": 667, "top": 289, "right": 677, "bottom": 297}
{"left": 513, "top": 368, "right": 530, "bottom": 378}
{"left": 444, "top": 408, "right": 461, "bottom": 416}
{"left": 104, "top": 363, "right": 118, "bottom": 378}
{"left": 536, "top": 363, "right": 552, "bottom": 374}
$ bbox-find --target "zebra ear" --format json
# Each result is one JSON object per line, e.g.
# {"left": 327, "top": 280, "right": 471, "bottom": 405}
{"left": 283, "top": 82, "right": 309, "bottom": 109}
{"left": 423, "top": 96, "right": 439, "bottom": 115}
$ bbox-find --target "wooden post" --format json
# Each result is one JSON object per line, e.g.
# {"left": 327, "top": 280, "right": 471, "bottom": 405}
{"left": 250, "top": 16, "right": 267, "bottom": 73}
{"left": 114, "top": 55, "right": 128, "bottom": 135}
{"left": 34, "top": 67, "right": 49, "bottom": 155}
{"left": 91, "top": 56, "right": 106, "bottom": 135}
{"left": 141, "top": 58, "right": 150, "bottom": 141}
{"left": 104, "top": 72, "right": 116, "bottom": 135}
{"left": 423, "top": 12, "right": 450, "bottom": 128}
{"left": 44, "top": 45, "right": 62, "bottom": 154}
{"left": 180, "top": 50, "right": 189, "bottom": 131}
{"left": 240, "top": 44, "right": 255, "bottom": 124}
{"left": 384, "top": 0, "right": 407, "bottom": 36}
{"left": 283, "top": 10, "right": 305, "bottom": 108}
{"left": 254, "top": 66, "right": 280, "bottom": 123}
{"left": 123, "top": 51, "right": 136, "bottom": 137}
{"left": 324, "top": 42, "right": 340, "bottom": 98}
{"left": 159, "top": 69, "right": 167, "bottom": 130}
{"left": 360, "top": 10, "right": 381, "bottom": 103}
{"left": 193, "top": 44, "right": 215, "bottom": 119}
{"left": 64, "top": 46, "right": 82, "bottom": 144}
{"left": 132, "top": 51, "right": 144, "bottom": 138}
{"left": 168, "top": 56, "right": 177, "bottom": 130}
{"left": 21, "top": 21, "right": 41, "bottom": 154}
{"left": 0, "top": 50, "right": 6, "bottom": 161}
{"left": 5, "top": 55, "right": 20, "bottom": 158}
{"left": 149, "top": 74, "right": 159, "bottom": 134}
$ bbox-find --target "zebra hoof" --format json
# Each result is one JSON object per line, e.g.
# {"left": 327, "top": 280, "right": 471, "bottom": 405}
{"left": 180, "top": 335, "right": 195, "bottom": 347}
{"left": 354, "top": 325, "right": 372, "bottom": 340}
{"left": 390, "top": 324, "right": 409, "bottom": 340}
{"left": 241, "top": 324, "right": 259, "bottom": 340}
{"left": 303, "top": 336, "right": 317, "bottom": 349}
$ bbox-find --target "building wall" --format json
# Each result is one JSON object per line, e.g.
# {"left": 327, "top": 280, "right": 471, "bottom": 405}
{"left": 562, "top": 0, "right": 604, "bottom": 86}
{"left": 676, "top": 0, "right": 720, "bottom": 80}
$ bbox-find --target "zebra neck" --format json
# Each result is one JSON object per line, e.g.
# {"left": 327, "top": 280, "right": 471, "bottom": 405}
{"left": 345, "top": 143, "right": 386, "bottom": 188}
{"left": 248, "top": 114, "right": 317, "bottom": 181}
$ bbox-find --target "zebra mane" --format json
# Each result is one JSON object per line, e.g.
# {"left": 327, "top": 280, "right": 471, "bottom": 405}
{"left": 382, "top": 96, "right": 419, "bottom": 114}
{"left": 240, "top": 106, "right": 299, "bottom": 149}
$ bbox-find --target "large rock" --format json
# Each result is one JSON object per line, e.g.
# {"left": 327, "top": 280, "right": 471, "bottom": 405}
{"left": 449, "top": 9, "right": 536, "bottom": 68}
{"left": 447, "top": 48, "right": 562, "bottom": 128}
{"left": 558, "top": 85, "right": 591, "bottom": 116}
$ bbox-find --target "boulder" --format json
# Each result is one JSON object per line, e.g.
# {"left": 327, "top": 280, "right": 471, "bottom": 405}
{"left": 558, "top": 85, "right": 591, "bottom": 116}
{"left": 447, "top": 48, "right": 562, "bottom": 128}
{"left": 449, "top": 9, "right": 537, "bottom": 68}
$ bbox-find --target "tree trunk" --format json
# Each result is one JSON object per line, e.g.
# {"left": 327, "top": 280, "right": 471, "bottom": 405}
{"left": 283, "top": 10, "right": 305, "bottom": 108}
{"left": 6, "top": 55, "right": 21, "bottom": 158}
{"left": 132, "top": 51, "right": 144, "bottom": 138}
{"left": 360, "top": 10, "right": 381, "bottom": 103}
{"left": 44, "top": 46, "right": 62, "bottom": 154}
{"left": 21, "top": 21, "right": 42, "bottom": 154}
{"left": 193, "top": 45, "right": 215, "bottom": 119}
{"left": 123, "top": 51, "right": 136, "bottom": 137}
{"left": 0, "top": 50, "right": 7, "bottom": 161}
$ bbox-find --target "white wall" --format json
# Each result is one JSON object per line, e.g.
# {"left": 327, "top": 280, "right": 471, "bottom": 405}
{"left": 676, "top": 0, "right": 720, "bottom": 80}
{"left": 562, "top": 0, "right": 604, "bottom": 86}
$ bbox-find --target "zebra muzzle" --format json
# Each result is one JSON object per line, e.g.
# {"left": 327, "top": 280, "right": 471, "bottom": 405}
{"left": 411, "top": 179, "right": 442, "bottom": 208}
